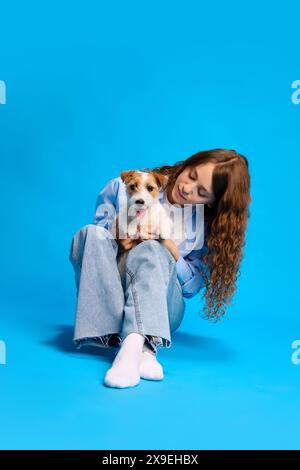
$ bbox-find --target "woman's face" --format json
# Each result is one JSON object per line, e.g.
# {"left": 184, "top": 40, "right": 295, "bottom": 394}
{"left": 167, "top": 162, "right": 216, "bottom": 207}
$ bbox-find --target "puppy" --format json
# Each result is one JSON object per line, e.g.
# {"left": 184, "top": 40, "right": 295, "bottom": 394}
{"left": 114, "top": 170, "right": 174, "bottom": 286}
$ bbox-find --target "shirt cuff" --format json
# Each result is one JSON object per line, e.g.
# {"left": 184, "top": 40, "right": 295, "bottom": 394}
{"left": 175, "top": 255, "right": 193, "bottom": 285}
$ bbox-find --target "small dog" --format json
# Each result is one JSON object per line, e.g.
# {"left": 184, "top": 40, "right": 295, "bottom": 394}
{"left": 114, "top": 170, "right": 175, "bottom": 286}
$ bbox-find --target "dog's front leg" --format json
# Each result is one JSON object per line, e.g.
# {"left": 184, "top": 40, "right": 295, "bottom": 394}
{"left": 159, "top": 214, "right": 174, "bottom": 240}
{"left": 127, "top": 218, "right": 139, "bottom": 238}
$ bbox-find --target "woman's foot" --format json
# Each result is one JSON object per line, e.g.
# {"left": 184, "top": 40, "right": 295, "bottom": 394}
{"left": 139, "top": 343, "right": 164, "bottom": 381}
{"left": 103, "top": 333, "right": 144, "bottom": 388}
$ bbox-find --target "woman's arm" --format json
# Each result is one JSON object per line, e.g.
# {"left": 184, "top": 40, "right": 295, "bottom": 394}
{"left": 160, "top": 239, "right": 181, "bottom": 261}
{"left": 94, "top": 178, "right": 119, "bottom": 231}
{"left": 174, "top": 246, "right": 209, "bottom": 298}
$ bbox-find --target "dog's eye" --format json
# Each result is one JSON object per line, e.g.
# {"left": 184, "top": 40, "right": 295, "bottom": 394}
{"left": 147, "top": 186, "right": 154, "bottom": 192}
{"left": 129, "top": 184, "right": 136, "bottom": 190}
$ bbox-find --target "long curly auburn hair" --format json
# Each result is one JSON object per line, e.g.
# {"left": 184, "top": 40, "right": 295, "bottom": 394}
{"left": 141, "top": 148, "right": 251, "bottom": 321}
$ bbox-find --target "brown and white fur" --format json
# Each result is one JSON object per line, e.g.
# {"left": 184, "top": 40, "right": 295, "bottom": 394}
{"left": 115, "top": 170, "right": 174, "bottom": 285}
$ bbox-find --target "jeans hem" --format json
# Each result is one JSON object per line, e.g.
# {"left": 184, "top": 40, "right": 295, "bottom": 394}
{"left": 74, "top": 333, "right": 122, "bottom": 349}
{"left": 74, "top": 333, "right": 171, "bottom": 354}
{"left": 144, "top": 334, "right": 171, "bottom": 354}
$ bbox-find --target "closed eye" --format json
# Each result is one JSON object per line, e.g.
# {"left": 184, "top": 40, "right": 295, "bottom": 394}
{"left": 189, "top": 172, "right": 207, "bottom": 197}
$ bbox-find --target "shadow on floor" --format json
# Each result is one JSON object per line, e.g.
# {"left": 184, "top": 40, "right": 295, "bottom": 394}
{"left": 43, "top": 324, "right": 116, "bottom": 364}
{"left": 169, "top": 330, "right": 238, "bottom": 363}
{"left": 44, "top": 324, "right": 237, "bottom": 364}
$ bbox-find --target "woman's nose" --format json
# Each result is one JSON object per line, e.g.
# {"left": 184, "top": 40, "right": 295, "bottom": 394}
{"left": 183, "top": 186, "right": 192, "bottom": 197}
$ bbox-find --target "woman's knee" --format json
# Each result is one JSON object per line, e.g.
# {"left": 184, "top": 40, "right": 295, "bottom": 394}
{"left": 71, "top": 224, "right": 117, "bottom": 256}
{"left": 126, "top": 239, "right": 176, "bottom": 277}
{"left": 78, "top": 224, "right": 114, "bottom": 242}
{"left": 129, "top": 239, "right": 165, "bottom": 257}
{"left": 125, "top": 239, "right": 160, "bottom": 266}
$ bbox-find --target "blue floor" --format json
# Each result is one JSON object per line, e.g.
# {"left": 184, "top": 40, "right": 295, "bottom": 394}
{"left": 1, "top": 277, "right": 299, "bottom": 449}
{"left": 1, "top": 0, "right": 300, "bottom": 451}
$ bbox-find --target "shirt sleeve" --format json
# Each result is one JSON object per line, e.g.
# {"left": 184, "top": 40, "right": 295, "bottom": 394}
{"left": 175, "top": 244, "right": 209, "bottom": 299}
{"left": 93, "top": 178, "right": 119, "bottom": 232}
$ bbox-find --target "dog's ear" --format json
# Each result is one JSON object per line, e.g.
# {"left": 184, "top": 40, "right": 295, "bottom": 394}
{"left": 120, "top": 170, "right": 136, "bottom": 183}
{"left": 152, "top": 172, "right": 168, "bottom": 191}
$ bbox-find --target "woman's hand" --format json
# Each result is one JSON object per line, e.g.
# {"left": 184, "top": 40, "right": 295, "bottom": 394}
{"left": 117, "top": 223, "right": 158, "bottom": 251}
{"left": 114, "top": 215, "right": 140, "bottom": 251}
{"left": 137, "top": 223, "right": 181, "bottom": 261}
{"left": 114, "top": 218, "right": 180, "bottom": 258}
{"left": 117, "top": 235, "right": 139, "bottom": 251}
{"left": 160, "top": 238, "right": 181, "bottom": 261}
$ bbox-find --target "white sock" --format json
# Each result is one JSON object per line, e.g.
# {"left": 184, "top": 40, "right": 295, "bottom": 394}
{"left": 139, "top": 342, "right": 164, "bottom": 381}
{"left": 104, "top": 333, "right": 144, "bottom": 388}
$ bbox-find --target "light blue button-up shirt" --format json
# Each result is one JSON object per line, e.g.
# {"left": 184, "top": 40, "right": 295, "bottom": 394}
{"left": 93, "top": 176, "right": 210, "bottom": 299}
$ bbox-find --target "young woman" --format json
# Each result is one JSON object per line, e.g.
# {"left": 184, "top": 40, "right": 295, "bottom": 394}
{"left": 69, "top": 148, "right": 251, "bottom": 389}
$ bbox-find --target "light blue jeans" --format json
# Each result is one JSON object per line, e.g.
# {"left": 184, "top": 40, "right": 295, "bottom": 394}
{"left": 69, "top": 224, "right": 186, "bottom": 354}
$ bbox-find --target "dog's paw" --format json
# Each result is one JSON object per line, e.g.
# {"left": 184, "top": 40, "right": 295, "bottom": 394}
{"left": 128, "top": 228, "right": 138, "bottom": 238}
{"left": 160, "top": 228, "right": 172, "bottom": 240}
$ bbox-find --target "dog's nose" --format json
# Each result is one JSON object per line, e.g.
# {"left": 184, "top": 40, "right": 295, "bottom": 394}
{"left": 136, "top": 199, "right": 145, "bottom": 205}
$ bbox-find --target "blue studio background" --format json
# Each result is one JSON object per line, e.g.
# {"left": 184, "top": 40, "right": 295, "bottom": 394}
{"left": 0, "top": 0, "right": 300, "bottom": 450}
